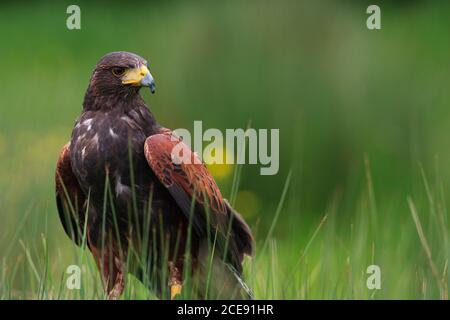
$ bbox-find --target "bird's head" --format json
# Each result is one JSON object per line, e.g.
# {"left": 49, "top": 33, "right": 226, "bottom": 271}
{"left": 88, "top": 51, "right": 156, "bottom": 98}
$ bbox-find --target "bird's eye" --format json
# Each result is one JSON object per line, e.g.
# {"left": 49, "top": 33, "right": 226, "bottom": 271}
{"left": 112, "top": 67, "right": 126, "bottom": 77}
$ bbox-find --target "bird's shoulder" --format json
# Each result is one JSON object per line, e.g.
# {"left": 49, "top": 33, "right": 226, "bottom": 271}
{"left": 144, "top": 131, "right": 227, "bottom": 215}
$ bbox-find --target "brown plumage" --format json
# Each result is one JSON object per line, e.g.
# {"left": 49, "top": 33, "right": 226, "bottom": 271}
{"left": 55, "top": 52, "right": 254, "bottom": 299}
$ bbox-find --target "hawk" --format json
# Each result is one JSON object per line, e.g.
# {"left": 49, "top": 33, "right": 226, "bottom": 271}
{"left": 55, "top": 52, "right": 254, "bottom": 299}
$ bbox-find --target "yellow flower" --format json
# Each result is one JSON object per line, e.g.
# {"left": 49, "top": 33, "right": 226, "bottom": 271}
{"left": 204, "top": 147, "right": 233, "bottom": 179}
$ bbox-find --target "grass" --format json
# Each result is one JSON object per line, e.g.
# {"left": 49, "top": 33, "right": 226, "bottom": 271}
{"left": 0, "top": 158, "right": 449, "bottom": 299}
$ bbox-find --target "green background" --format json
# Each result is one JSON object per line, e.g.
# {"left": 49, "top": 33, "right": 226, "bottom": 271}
{"left": 0, "top": 1, "right": 449, "bottom": 299}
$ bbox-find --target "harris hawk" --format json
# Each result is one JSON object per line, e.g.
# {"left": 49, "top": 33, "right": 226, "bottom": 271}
{"left": 55, "top": 52, "right": 254, "bottom": 299}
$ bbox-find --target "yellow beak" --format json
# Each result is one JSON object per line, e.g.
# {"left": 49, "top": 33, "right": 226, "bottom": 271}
{"left": 121, "top": 65, "right": 156, "bottom": 93}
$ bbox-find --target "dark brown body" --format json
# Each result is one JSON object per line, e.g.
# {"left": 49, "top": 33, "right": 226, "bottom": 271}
{"left": 55, "top": 52, "right": 254, "bottom": 299}
{"left": 69, "top": 101, "right": 186, "bottom": 296}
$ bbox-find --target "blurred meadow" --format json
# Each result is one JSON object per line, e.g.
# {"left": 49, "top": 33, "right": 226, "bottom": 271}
{"left": 0, "top": 0, "right": 450, "bottom": 299}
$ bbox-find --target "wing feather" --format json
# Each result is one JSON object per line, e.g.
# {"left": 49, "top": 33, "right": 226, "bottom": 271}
{"left": 55, "top": 143, "right": 86, "bottom": 246}
{"left": 144, "top": 131, "right": 254, "bottom": 270}
{"left": 144, "top": 132, "right": 227, "bottom": 226}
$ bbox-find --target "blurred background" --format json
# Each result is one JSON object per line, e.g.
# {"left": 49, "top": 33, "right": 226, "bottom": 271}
{"left": 0, "top": 0, "right": 449, "bottom": 299}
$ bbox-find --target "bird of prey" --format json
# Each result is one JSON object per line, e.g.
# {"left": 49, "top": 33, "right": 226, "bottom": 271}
{"left": 55, "top": 52, "right": 254, "bottom": 299}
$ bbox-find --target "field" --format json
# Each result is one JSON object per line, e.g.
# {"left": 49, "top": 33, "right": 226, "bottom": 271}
{"left": 0, "top": 1, "right": 449, "bottom": 299}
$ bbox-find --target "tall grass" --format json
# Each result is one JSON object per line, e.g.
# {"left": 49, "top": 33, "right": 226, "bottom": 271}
{"left": 1, "top": 157, "right": 449, "bottom": 300}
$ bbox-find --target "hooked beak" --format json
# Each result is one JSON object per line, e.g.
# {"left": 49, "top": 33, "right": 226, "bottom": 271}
{"left": 122, "top": 64, "right": 156, "bottom": 94}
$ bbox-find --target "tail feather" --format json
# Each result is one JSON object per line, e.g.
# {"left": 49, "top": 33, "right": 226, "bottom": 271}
{"left": 193, "top": 200, "right": 254, "bottom": 299}
{"left": 224, "top": 199, "right": 255, "bottom": 258}
{"left": 225, "top": 263, "right": 254, "bottom": 300}
{"left": 196, "top": 240, "right": 254, "bottom": 299}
